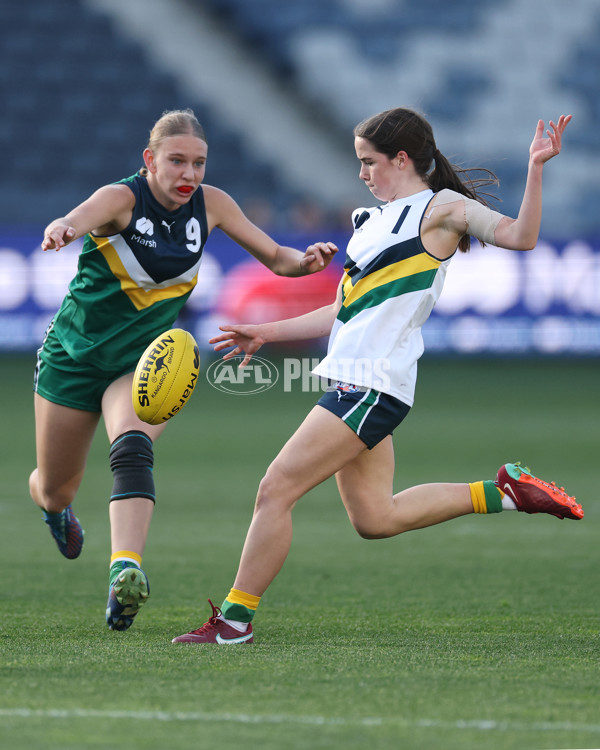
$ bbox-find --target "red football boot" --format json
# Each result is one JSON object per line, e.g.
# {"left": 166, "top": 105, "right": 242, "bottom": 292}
{"left": 496, "top": 462, "right": 583, "bottom": 520}
{"left": 172, "top": 600, "right": 254, "bottom": 644}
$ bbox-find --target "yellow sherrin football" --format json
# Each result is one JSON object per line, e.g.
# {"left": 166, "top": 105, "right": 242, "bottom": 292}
{"left": 132, "top": 328, "right": 200, "bottom": 425}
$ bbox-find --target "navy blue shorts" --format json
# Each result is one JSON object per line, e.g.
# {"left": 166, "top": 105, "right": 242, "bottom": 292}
{"left": 316, "top": 382, "right": 411, "bottom": 449}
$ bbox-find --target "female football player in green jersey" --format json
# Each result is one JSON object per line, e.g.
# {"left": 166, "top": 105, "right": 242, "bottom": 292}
{"left": 171, "top": 109, "right": 582, "bottom": 645}
{"left": 29, "top": 108, "right": 338, "bottom": 631}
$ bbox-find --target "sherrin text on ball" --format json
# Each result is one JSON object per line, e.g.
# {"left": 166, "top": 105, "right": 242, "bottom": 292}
{"left": 133, "top": 328, "right": 200, "bottom": 424}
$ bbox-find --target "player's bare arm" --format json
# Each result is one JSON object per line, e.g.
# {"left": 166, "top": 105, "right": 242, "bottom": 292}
{"left": 210, "top": 281, "right": 343, "bottom": 366}
{"left": 493, "top": 115, "right": 571, "bottom": 250}
{"left": 203, "top": 185, "right": 338, "bottom": 276}
{"left": 41, "top": 184, "right": 135, "bottom": 251}
{"left": 421, "top": 115, "right": 571, "bottom": 255}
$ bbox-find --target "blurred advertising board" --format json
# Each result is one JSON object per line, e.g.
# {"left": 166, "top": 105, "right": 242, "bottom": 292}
{"left": 1, "top": 228, "right": 599, "bottom": 355}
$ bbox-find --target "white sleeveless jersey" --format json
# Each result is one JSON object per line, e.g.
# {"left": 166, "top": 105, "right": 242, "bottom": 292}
{"left": 313, "top": 189, "right": 454, "bottom": 406}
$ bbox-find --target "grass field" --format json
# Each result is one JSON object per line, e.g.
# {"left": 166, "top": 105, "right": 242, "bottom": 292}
{"left": 0, "top": 353, "right": 598, "bottom": 750}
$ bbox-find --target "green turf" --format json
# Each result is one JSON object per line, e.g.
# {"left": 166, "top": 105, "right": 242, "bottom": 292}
{"left": 0, "top": 353, "right": 598, "bottom": 750}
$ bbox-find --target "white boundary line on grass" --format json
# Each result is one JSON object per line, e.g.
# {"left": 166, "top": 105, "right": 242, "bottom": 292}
{"left": 0, "top": 708, "right": 599, "bottom": 735}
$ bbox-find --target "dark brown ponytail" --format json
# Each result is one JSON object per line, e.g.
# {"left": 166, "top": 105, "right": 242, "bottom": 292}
{"left": 354, "top": 108, "right": 499, "bottom": 251}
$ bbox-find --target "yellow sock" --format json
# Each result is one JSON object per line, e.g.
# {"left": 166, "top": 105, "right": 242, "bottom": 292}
{"left": 469, "top": 481, "right": 504, "bottom": 514}
{"left": 110, "top": 550, "right": 142, "bottom": 567}
{"left": 221, "top": 588, "right": 261, "bottom": 623}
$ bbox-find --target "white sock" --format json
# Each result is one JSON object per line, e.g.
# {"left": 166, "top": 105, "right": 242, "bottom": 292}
{"left": 501, "top": 496, "right": 517, "bottom": 511}
{"left": 219, "top": 616, "right": 249, "bottom": 632}
{"left": 109, "top": 556, "right": 141, "bottom": 569}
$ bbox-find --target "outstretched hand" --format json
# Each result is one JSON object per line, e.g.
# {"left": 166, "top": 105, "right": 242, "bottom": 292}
{"left": 299, "top": 241, "right": 338, "bottom": 274}
{"left": 41, "top": 222, "right": 77, "bottom": 251}
{"left": 529, "top": 114, "right": 572, "bottom": 165}
{"left": 209, "top": 324, "right": 266, "bottom": 367}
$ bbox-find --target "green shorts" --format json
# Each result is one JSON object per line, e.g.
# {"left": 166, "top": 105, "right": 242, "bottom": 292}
{"left": 34, "top": 325, "right": 137, "bottom": 412}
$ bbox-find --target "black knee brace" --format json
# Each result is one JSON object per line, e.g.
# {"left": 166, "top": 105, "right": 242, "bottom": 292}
{"left": 109, "top": 431, "right": 155, "bottom": 503}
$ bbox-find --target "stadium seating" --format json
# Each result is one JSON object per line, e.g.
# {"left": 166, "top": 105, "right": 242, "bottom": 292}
{"left": 204, "top": 0, "right": 506, "bottom": 65}
{"left": 199, "top": 0, "right": 600, "bottom": 239}
{"left": 0, "top": 0, "right": 598, "bottom": 238}
{"left": 0, "top": 0, "right": 294, "bottom": 225}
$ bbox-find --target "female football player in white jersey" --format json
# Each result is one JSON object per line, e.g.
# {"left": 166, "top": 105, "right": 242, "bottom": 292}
{"left": 29, "top": 109, "right": 338, "bottom": 632}
{"left": 172, "top": 108, "right": 582, "bottom": 645}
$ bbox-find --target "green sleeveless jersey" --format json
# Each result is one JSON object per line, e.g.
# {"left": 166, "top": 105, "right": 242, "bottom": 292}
{"left": 50, "top": 174, "right": 209, "bottom": 370}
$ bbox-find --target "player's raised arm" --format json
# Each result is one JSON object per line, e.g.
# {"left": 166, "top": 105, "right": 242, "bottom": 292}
{"left": 492, "top": 115, "right": 572, "bottom": 251}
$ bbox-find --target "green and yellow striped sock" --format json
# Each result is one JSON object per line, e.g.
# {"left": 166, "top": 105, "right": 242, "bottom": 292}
{"left": 221, "top": 588, "right": 261, "bottom": 624}
{"left": 109, "top": 550, "right": 142, "bottom": 586}
{"left": 469, "top": 481, "right": 504, "bottom": 514}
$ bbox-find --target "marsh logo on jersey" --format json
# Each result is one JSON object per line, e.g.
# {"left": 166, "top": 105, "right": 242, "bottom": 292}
{"left": 132, "top": 216, "right": 157, "bottom": 247}
{"left": 135, "top": 217, "right": 154, "bottom": 236}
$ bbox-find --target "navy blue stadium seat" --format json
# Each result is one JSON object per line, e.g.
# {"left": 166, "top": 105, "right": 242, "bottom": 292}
{"left": 0, "top": 0, "right": 299, "bottom": 225}
{"left": 0, "top": 0, "right": 596, "bottom": 237}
